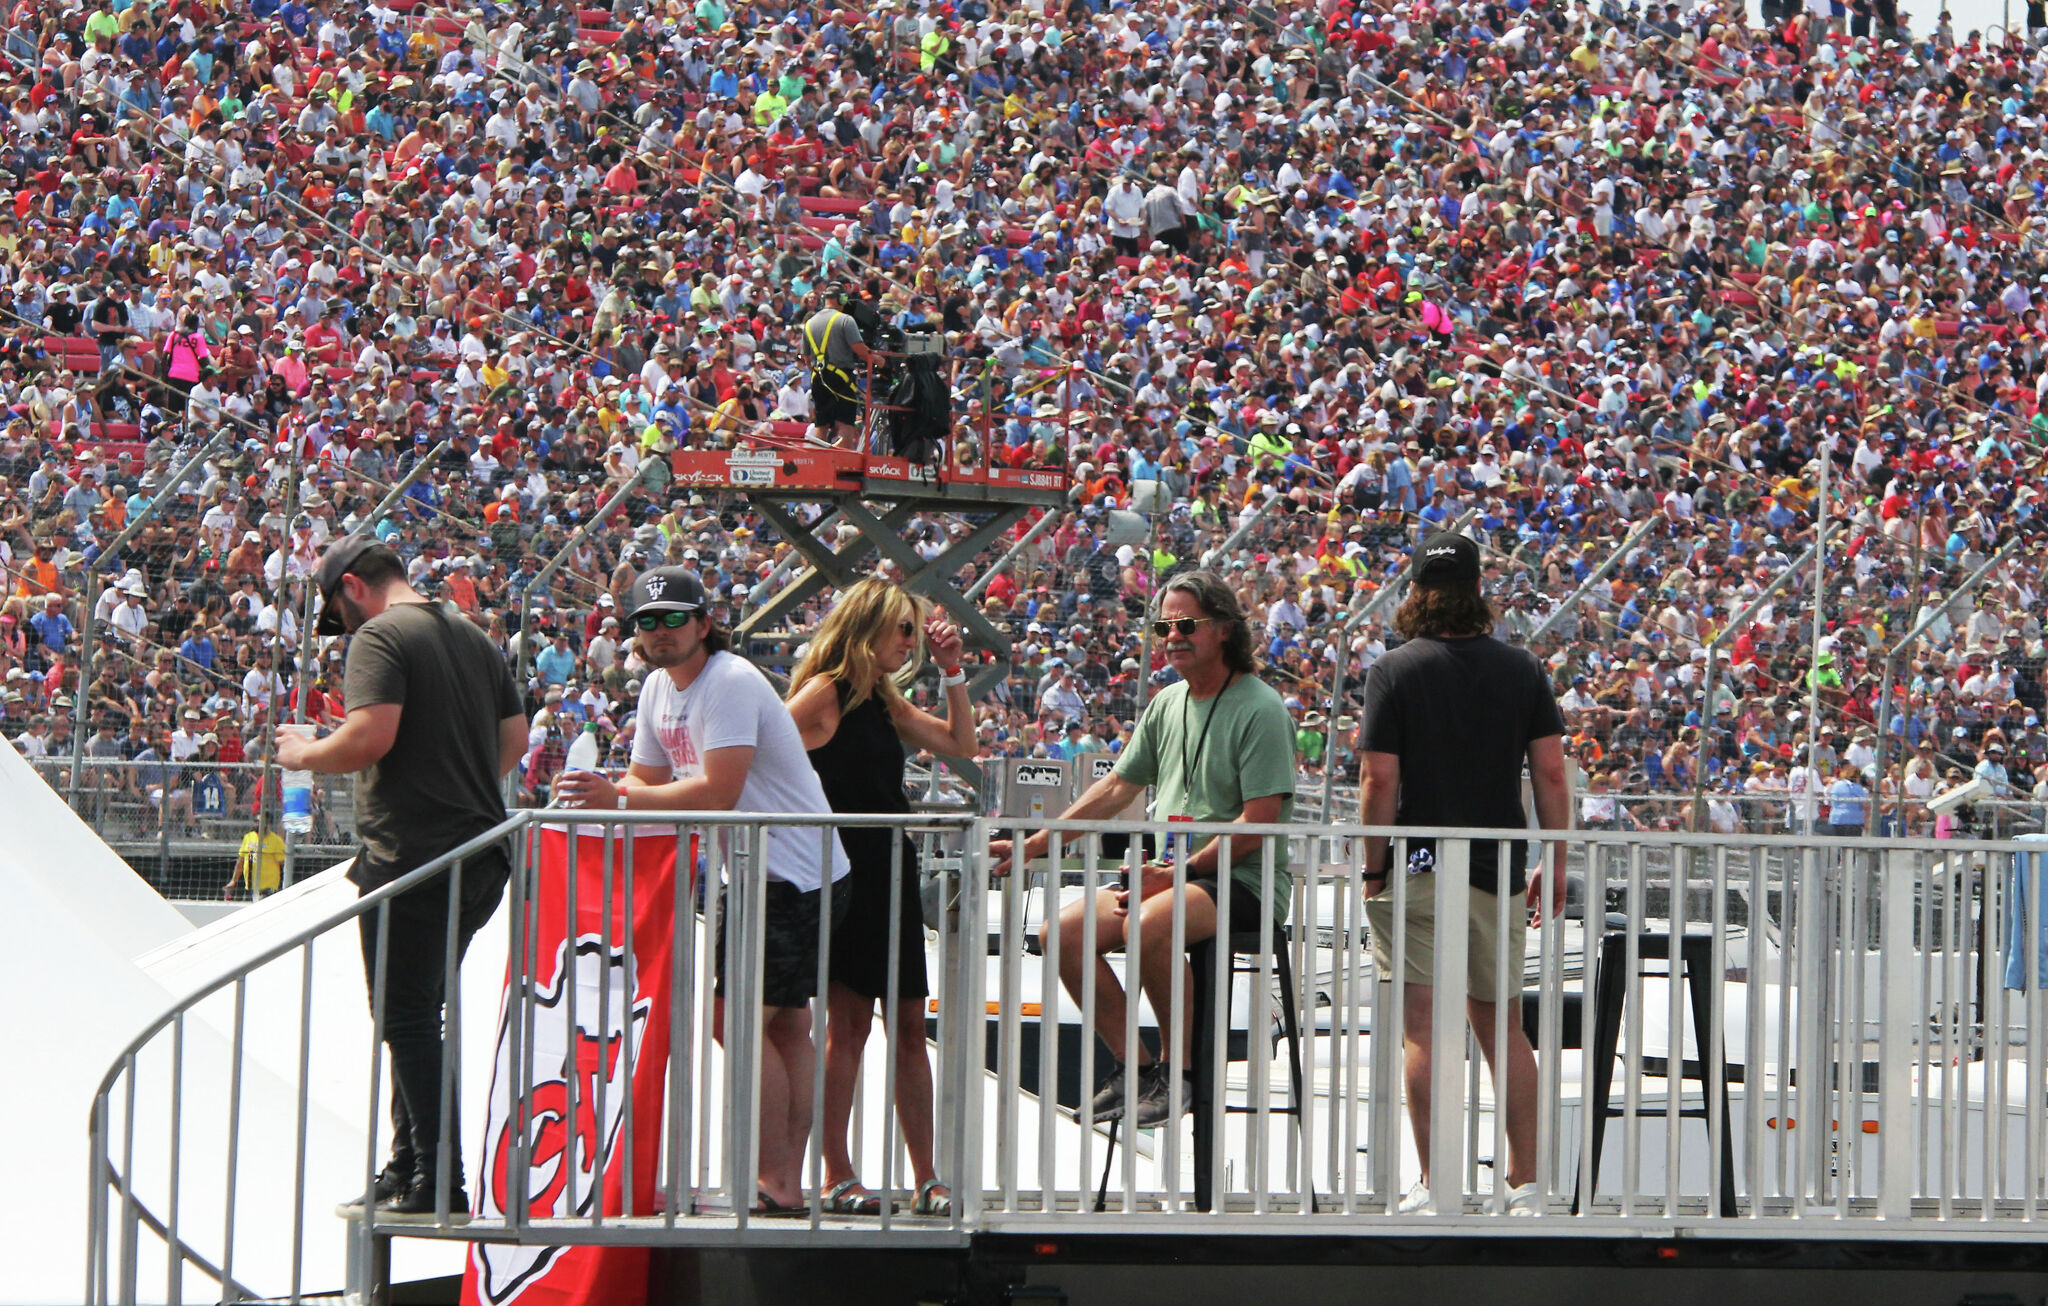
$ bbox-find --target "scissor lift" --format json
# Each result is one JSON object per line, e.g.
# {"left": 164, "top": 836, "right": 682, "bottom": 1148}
{"left": 671, "top": 438, "right": 1068, "bottom": 791}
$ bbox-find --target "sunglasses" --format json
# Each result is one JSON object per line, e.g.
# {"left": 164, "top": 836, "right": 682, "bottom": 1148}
{"left": 1150, "top": 617, "right": 1218, "bottom": 638}
{"left": 635, "top": 611, "right": 696, "bottom": 631}
{"left": 898, "top": 620, "right": 916, "bottom": 637}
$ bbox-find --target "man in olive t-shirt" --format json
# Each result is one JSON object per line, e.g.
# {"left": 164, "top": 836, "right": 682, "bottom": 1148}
{"left": 991, "top": 571, "right": 1295, "bottom": 1128}
{"left": 279, "top": 538, "right": 527, "bottom": 1223}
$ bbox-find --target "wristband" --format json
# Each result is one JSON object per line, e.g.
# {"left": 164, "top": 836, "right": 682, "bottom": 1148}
{"left": 939, "top": 668, "right": 966, "bottom": 687}
{"left": 617, "top": 792, "right": 629, "bottom": 810}
{"left": 1361, "top": 871, "right": 1389, "bottom": 883}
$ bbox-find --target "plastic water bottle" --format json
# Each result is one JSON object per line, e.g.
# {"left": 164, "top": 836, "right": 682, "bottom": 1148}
{"left": 561, "top": 724, "right": 601, "bottom": 808}
{"left": 280, "top": 724, "right": 315, "bottom": 835}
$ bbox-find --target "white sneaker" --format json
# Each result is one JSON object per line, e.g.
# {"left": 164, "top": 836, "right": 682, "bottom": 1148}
{"left": 1504, "top": 1182, "right": 1540, "bottom": 1216}
{"left": 1397, "top": 1180, "right": 1434, "bottom": 1214}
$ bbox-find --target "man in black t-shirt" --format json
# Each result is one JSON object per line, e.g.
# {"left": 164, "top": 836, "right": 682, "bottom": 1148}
{"left": 278, "top": 538, "right": 527, "bottom": 1224}
{"left": 1358, "top": 531, "right": 1571, "bottom": 1216}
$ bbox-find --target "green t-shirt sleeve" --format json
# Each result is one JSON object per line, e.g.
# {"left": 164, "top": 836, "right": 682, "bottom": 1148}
{"left": 1114, "top": 691, "right": 1164, "bottom": 788}
{"left": 1234, "top": 690, "right": 1298, "bottom": 803}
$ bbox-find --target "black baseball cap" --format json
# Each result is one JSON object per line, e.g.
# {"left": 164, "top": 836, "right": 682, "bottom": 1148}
{"left": 1414, "top": 532, "right": 1480, "bottom": 584}
{"left": 313, "top": 535, "right": 385, "bottom": 635}
{"left": 627, "top": 565, "right": 709, "bottom": 621}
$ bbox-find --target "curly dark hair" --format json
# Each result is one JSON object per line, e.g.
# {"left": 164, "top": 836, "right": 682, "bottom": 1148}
{"left": 1157, "top": 569, "right": 1258, "bottom": 674}
{"left": 1394, "top": 579, "right": 1496, "bottom": 641}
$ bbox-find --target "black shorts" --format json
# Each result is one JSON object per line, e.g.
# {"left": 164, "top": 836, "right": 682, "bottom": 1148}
{"left": 715, "top": 876, "right": 852, "bottom": 1008}
{"left": 1186, "top": 873, "right": 1269, "bottom": 937}
{"left": 829, "top": 839, "right": 929, "bottom": 1002}
{"left": 812, "top": 372, "right": 860, "bottom": 428}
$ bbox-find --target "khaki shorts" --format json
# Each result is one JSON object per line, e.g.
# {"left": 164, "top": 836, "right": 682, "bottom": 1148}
{"left": 1364, "top": 872, "right": 1527, "bottom": 1003}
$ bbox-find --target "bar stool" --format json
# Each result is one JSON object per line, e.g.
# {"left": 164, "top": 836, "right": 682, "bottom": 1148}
{"left": 1574, "top": 931, "right": 1738, "bottom": 1216}
{"left": 1092, "top": 928, "right": 1312, "bottom": 1212}
{"left": 1189, "top": 929, "right": 1311, "bottom": 1212}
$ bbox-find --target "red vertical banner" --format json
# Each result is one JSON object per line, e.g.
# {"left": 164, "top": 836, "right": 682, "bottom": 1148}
{"left": 462, "top": 828, "right": 680, "bottom": 1306}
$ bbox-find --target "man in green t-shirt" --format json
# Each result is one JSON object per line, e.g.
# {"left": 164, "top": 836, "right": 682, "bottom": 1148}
{"left": 989, "top": 571, "right": 1295, "bottom": 1128}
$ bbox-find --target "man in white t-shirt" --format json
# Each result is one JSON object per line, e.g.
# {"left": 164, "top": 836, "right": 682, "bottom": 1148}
{"left": 558, "top": 567, "right": 847, "bottom": 1215}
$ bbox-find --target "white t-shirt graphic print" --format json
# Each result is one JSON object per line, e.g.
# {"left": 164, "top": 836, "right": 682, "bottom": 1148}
{"left": 631, "top": 650, "right": 849, "bottom": 891}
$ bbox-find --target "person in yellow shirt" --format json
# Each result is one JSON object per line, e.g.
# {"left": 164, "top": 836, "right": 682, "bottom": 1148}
{"left": 752, "top": 87, "right": 789, "bottom": 127}
{"left": 920, "top": 26, "right": 952, "bottom": 74}
{"left": 228, "top": 825, "right": 286, "bottom": 898}
{"left": 83, "top": 7, "right": 119, "bottom": 45}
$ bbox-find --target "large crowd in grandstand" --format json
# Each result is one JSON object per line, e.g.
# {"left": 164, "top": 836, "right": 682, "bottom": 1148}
{"left": 5, "top": 0, "right": 2048, "bottom": 857}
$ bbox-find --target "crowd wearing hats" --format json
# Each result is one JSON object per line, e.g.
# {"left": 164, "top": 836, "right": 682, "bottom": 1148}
{"left": 8, "top": 0, "right": 2048, "bottom": 841}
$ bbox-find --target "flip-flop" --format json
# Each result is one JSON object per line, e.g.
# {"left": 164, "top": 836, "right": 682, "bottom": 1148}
{"left": 751, "top": 1190, "right": 810, "bottom": 1219}
{"left": 819, "top": 1179, "right": 888, "bottom": 1215}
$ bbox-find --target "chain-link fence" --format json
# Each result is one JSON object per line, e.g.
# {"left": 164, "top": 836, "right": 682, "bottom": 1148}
{"left": 24, "top": 759, "right": 356, "bottom": 902}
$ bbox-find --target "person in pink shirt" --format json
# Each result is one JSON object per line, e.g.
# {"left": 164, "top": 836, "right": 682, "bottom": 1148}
{"left": 159, "top": 313, "right": 212, "bottom": 411}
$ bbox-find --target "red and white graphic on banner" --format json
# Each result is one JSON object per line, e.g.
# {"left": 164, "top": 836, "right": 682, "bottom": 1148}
{"left": 462, "top": 828, "right": 680, "bottom": 1306}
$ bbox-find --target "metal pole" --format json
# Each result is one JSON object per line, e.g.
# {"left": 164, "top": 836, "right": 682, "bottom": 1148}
{"left": 67, "top": 427, "right": 234, "bottom": 812}
{"left": 508, "top": 474, "right": 644, "bottom": 799}
{"left": 1527, "top": 516, "right": 1661, "bottom": 645}
{"left": 1134, "top": 495, "right": 1163, "bottom": 718}
{"left": 1200, "top": 491, "right": 1284, "bottom": 568}
{"left": 252, "top": 432, "right": 305, "bottom": 885}
{"left": 1868, "top": 533, "right": 2023, "bottom": 835}
{"left": 1688, "top": 523, "right": 1839, "bottom": 832}
{"left": 281, "top": 572, "right": 319, "bottom": 889}
{"left": 1318, "top": 508, "right": 1479, "bottom": 820}
{"left": 964, "top": 506, "right": 1058, "bottom": 601}
{"left": 339, "top": 441, "right": 453, "bottom": 544}
{"left": 1803, "top": 446, "right": 1830, "bottom": 834}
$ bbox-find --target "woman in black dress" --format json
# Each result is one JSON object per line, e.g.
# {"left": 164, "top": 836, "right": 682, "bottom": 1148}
{"left": 787, "top": 578, "right": 975, "bottom": 1215}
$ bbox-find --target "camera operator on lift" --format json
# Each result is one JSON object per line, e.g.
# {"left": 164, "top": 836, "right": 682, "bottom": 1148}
{"left": 803, "top": 281, "right": 877, "bottom": 449}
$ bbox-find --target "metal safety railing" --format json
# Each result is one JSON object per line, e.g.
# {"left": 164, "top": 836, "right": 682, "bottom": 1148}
{"left": 86, "top": 814, "right": 2048, "bottom": 1306}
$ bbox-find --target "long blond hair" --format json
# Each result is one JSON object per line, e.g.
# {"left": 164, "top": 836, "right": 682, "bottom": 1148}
{"left": 788, "top": 577, "right": 925, "bottom": 711}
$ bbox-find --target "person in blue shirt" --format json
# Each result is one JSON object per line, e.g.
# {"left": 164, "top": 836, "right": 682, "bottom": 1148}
{"left": 534, "top": 631, "right": 578, "bottom": 688}
{"left": 179, "top": 629, "right": 217, "bottom": 672}
{"left": 30, "top": 594, "right": 74, "bottom": 659}
{"left": 1417, "top": 488, "right": 1453, "bottom": 527}
{"left": 1825, "top": 762, "right": 1868, "bottom": 836}
{"left": 1384, "top": 453, "right": 1416, "bottom": 512}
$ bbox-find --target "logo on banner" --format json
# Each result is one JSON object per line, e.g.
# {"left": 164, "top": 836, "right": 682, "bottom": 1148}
{"left": 473, "top": 937, "right": 650, "bottom": 1306}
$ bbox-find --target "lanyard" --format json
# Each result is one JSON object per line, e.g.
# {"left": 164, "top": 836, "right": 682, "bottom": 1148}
{"left": 1179, "top": 671, "right": 1236, "bottom": 803}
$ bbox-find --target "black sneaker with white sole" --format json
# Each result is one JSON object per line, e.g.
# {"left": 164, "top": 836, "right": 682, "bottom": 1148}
{"left": 374, "top": 1178, "right": 472, "bottom": 1225}
{"left": 334, "top": 1163, "right": 412, "bottom": 1219}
